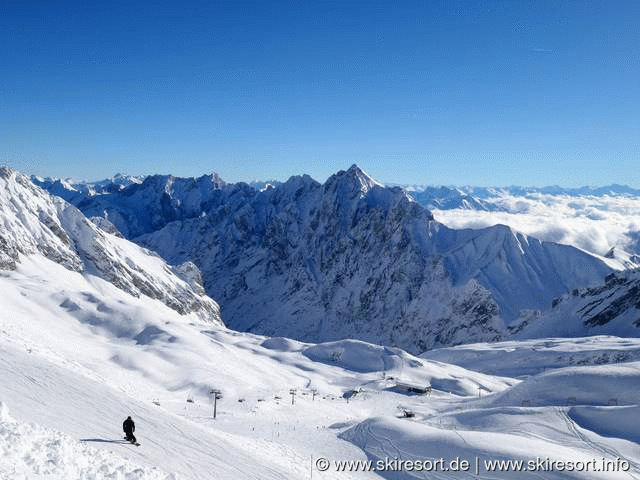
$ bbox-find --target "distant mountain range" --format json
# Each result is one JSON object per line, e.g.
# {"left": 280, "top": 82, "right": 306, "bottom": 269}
{"left": 31, "top": 165, "right": 633, "bottom": 352}
{"left": 396, "top": 183, "right": 640, "bottom": 263}
{"left": 400, "top": 183, "right": 640, "bottom": 208}
{"left": 35, "top": 174, "right": 640, "bottom": 208}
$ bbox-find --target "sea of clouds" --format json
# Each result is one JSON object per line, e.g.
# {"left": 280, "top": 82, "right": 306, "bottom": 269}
{"left": 432, "top": 193, "right": 640, "bottom": 257}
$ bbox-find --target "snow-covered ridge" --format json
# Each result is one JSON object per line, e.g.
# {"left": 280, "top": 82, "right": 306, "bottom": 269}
{"left": 3, "top": 183, "right": 640, "bottom": 478}
{"left": 0, "top": 168, "right": 220, "bottom": 323}
{"left": 514, "top": 269, "right": 640, "bottom": 339}
{"left": 398, "top": 183, "right": 640, "bottom": 206}
{"left": 1, "top": 167, "right": 84, "bottom": 271}
{"left": 423, "top": 336, "right": 640, "bottom": 377}
{"left": 32, "top": 164, "right": 623, "bottom": 351}
{"left": 32, "top": 172, "right": 145, "bottom": 197}
{"left": 45, "top": 174, "right": 640, "bottom": 260}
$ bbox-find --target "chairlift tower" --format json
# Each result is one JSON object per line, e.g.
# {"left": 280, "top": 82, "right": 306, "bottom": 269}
{"left": 210, "top": 389, "right": 222, "bottom": 419}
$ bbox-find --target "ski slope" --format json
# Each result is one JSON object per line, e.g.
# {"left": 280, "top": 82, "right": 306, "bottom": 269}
{"left": 0, "top": 253, "right": 511, "bottom": 479}
{"left": 2, "top": 254, "right": 640, "bottom": 478}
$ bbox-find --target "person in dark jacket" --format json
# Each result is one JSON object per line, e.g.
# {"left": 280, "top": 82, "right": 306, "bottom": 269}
{"left": 123, "top": 416, "right": 136, "bottom": 443}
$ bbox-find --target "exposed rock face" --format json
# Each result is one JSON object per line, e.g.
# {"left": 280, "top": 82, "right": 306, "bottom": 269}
{"left": 35, "top": 165, "right": 615, "bottom": 352}
{"left": 89, "top": 216, "right": 124, "bottom": 237}
{"left": 516, "top": 269, "right": 640, "bottom": 338}
{"left": 1, "top": 168, "right": 84, "bottom": 272}
{"left": 0, "top": 168, "right": 221, "bottom": 324}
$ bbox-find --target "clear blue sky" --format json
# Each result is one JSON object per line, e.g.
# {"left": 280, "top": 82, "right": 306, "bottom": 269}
{"left": 1, "top": 0, "right": 638, "bottom": 186}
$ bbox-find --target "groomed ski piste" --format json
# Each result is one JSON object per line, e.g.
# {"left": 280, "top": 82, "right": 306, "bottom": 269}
{"left": 2, "top": 253, "right": 640, "bottom": 479}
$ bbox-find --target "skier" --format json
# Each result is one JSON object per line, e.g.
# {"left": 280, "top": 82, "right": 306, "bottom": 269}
{"left": 123, "top": 416, "right": 136, "bottom": 444}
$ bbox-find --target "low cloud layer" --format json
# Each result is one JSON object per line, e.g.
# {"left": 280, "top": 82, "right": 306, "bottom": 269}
{"left": 432, "top": 193, "right": 640, "bottom": 257}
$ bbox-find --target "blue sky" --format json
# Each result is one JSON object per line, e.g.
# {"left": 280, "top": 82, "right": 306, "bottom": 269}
{"left": 1, "top": 1, "right": 638, "bottom": 186}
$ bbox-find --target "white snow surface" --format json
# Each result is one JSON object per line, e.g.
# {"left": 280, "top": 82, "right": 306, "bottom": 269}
{"left": 5, "top": 167, "right": 640, "bottom": 479}
{"left": 2, "top": 253, "right": 640, "bottom": 478}
{"left": 423, "top": 336, "right": 640, "bottom": 377}
{"left": 0, "top": 252, "right": 511, "bottom": 479}
{"left": 0, "top": 402, "right": 170, "bottom": 480}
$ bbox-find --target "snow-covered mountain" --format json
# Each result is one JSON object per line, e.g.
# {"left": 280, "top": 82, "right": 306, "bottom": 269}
{"left": 32, "top": 173, "right": 145, "bottom": 198}
{"left": 35, "top": 165, "right": 618, "bottom": 352}
{"left": 513, "top": 268, "right": 640, "bottom": 339}
{"left": 400, "top": 184, "right": 640, "bottom": 212}
{"left": 31, "top": 173, "right": 280, "bottom": 201}
{"left": 33, "top": 172, "right": 225, "bottom": 238}
{"left": 0, "top": 167, "right": 220, "bottom": 323}
{"left": 400, "top": 185, "right": 495, "bottom": 211}
{"left": 132, "top": 167, "right": 509, "bottom": 352}
{"left": 4, "top": 167, "right": 640, "bottom": 479}
{"left": 52, "top": 175, "right": 640, "bottom": 260}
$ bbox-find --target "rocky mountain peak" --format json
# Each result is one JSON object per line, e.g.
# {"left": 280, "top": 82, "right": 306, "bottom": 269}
{"left": 325, "top": 164, "right": 382, "bottom": 199}
{"left": 34, "top": 166, "right": 619, "bottom": 351}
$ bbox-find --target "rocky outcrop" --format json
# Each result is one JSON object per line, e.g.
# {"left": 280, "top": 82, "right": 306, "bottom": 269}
{"left": 0, "top": 168, "right": 221, "bottom": 324}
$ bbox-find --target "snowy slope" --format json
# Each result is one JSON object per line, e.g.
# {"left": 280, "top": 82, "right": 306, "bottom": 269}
{"left": 4, "top": 252, "right": 640, "bottom": 479}
{"left": 0, "top": 168, "right": 220, "bottom": 323}
{"left": 514, "top": 269, "right": 640, "bottom": 339}
{"left": 0, "top": 402, "right": 171, "bottom": 480}
{"left": 479, "top": 361, "right": 640, "bottom": 408}
{"left": 0, "top": 334, "right": 301, "bottom": 480}
{"left": 340, "top": 344, "right": 640, "bottom": 479}
{"left": 36, "top": 165, "right": 618, "bottom": 351}
{"left": 0, "top": 250, "right": 517, "bottom": 479}
{"left": 422, "top": 336, "right": 640, "bottom": 377}
{"left": 3, "top": 168, "right": 640, "bottom": 478}
{"left": 437, "top": 223, "right": 615, "bottom": 320}
{"left": 341, "top": 413, "right": 638, "bottom": 480}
